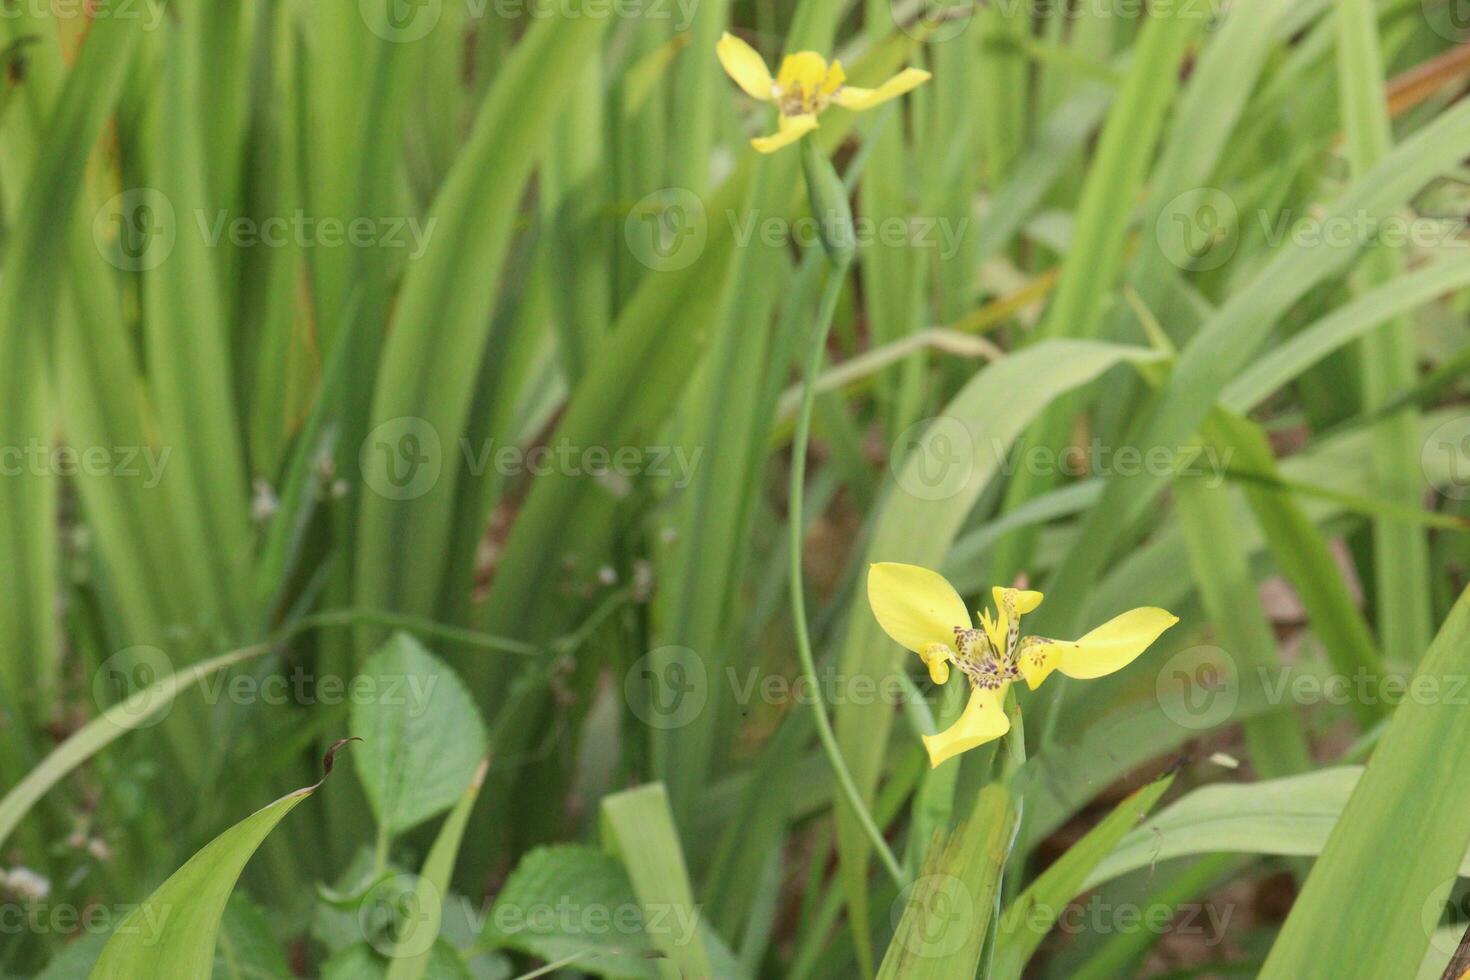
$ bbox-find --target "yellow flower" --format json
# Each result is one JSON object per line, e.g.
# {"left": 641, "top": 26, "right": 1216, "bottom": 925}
{"left": 866, "top": 562, "right": 1178, "bottom": 767}
{"left": 716, "top": 33, "right": 932, "bottom": 153}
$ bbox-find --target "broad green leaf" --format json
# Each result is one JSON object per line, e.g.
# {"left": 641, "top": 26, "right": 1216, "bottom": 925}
{"left": 481, "top": 845, "right": 667, "bottom": 979}
{"left": 350, "top": 634, "right": 487, "bottom": 836}
{"left": 90, "top": 741, "right": 354, "bottom": 977}
{"left": 1084, "top": 767, "right": 1364, "bottom": 889}
{"left": 1262, "top": 591, "right": 1470, "bottom": 977}
{"left": 877, "top": 783, "right": 1016, "bottom": 979}
{"left": 600, "top": 784, "right": 712, "bottom": 980}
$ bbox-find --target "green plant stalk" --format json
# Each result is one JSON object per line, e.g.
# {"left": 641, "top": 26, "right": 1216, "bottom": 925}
{"left": 790, "top": 260, "right": 905, "bottom": 889}
{"left": 788, "top": 140, "right": 905, "bottom": 890}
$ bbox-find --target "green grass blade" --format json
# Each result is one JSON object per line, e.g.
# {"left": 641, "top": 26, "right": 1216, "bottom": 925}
{"left": 1042, "top": 97, "right": 1470, "bottom": 635}
{"left": 1204, "top": 410, "right": 1386, "bottom": 723}
{"left": 384, "top": 759, "right": 489, "bottom": 980}
{"left": 1261, "top": 591, "right": 1470, "bottom": 978}
{"left": 1175, "top": 475, "right": 1312, "bottom": 778}
{"left": 0, "top": 1, "right": 141, "bottom": 723}
{"left": 1335, "top": 0, "right": 1434, "bottom": 662}
{"left": 353, "top": 8, "right": 613, "bottom": 628}
{"left": 1084, "top": 768, "right": 1364, "bottom": 889}
{"left": 90, "top": 741, "right": 353, "bottom": 977}
{"left": 600, "top": 784, "right": 712, "bottom": 979}
{"left": 992, "top": 774, "right": 1174, "bottom": 977}
{"left": 145, "top": 11, "right": 254, "bottom": 632}
{"left": 990, "top": 4, "right": 1198, "bottom": 582}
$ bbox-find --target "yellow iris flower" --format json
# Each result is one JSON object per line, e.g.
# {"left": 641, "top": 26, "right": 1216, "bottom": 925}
{"left": 716, "top": 33, "right": 932, "bottom": 153}
{"left": 867, "top": 562, "right": 1178, "bottom": 767}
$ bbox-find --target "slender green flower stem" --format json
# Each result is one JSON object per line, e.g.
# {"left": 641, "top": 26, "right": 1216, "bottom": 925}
{"left": 788, "top": 249, "right": 907, "bottom": 889}
{"left": 984, "top": 692, "right": 1028, "bottom": 977}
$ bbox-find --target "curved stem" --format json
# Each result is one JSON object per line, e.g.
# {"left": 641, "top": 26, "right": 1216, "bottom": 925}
{"left": 788, "top": 252, "right": 907, "bottom": 889}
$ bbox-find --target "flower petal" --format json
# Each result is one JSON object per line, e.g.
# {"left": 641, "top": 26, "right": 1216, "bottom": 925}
{"left": 1056, "top": 607, "right": 1179, "bottom": 680}
{"left": 868, "top": 562, "right": 970, "bottom": 655}
{"left": 821, "top": 59, "right": 846, "bottom": 96}
{"left": 920, "top": 644, "right": 952, "bottom": 685}
{"left": 922, "top": 684, "right": 1010, "bottom": 767}
{"left": 776, "top": 51, "right": 829, "bottom": 92}
{"left": 717, "top": 32, "right": 774, "bottom": 101}
{"left": 750, "top": 112, "right": 818, "bottom": 153}
{"left": 1016, "top": 637, "right": 1061, "bottom": 690}
{"left": 831, "top": 67, "right": 932, "bottom": 112}
{"left": 986, "top": 586, "right": 1044, "bottom": 652}
{"left": 1005, "top": 588, "right": 1045, "bottom": 616}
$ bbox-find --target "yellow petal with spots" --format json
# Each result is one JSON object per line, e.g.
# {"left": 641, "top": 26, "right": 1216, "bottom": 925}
{"left": 1017, "top": 637, "right": 1061, "bottom": 690}
{"left": 867, "top": 562, "right": 970, "bottom": 655}
{"left": 1056, "top": 607, "right": 1179, "bottom": 680}
{"left": 992, "top": 586, "right": 1044, "bottom": 616}
{"left": 831, "top": 67, "right": 932, "bottom": 112}
{"left": 922, "top": 684, "right": 1010, "bottom": 767}
{"left": 750, "top": 112, "right": 818, "bottom": 154}
{"left": 717, "top": 32, "right": 774, "bottom": 101}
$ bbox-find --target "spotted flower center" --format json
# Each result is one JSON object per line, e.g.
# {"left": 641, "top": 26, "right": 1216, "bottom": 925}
{"left": 951, "top": 626, "right": 1019, "bottom": 690}
{"left": 776, "top": 82, "right": 832, "bottom": 117}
